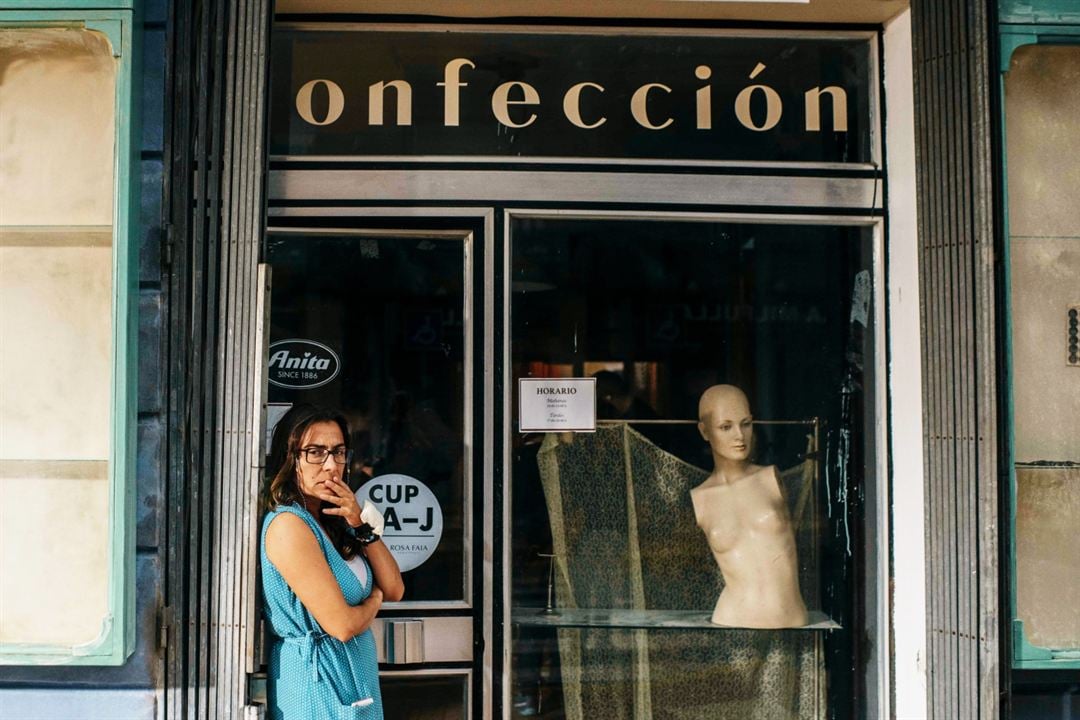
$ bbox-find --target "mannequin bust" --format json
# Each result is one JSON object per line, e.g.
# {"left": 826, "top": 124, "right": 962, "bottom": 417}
{"left": 690, "top": 385, "right": 808, "bottom": 628}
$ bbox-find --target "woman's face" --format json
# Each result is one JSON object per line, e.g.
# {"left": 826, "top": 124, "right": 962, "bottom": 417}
{"left": 294, "top": 420, "right": 347, "bottom": 500}
{"left": 699, "top": 395, "right": 754, "bottom": 462}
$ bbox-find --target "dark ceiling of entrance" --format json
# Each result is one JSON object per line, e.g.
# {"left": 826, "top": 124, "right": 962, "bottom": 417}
{"left": 275, "top": 0, "right": 909, "bottom": 25}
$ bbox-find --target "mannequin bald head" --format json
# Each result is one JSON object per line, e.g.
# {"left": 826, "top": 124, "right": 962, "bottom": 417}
{"left": 698, "top": 385, "right": 750, "bottom": 422}
{"left": 692, "top": 384, "right": 808, "bottom": 628}
{"left": 697, "top": 384, "right": 754, "bottom": 462}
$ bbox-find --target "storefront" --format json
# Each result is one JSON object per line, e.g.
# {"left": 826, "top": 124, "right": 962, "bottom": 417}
{"left": 254, "top": 20, "right": 901, "bottom": 720}
{"left": 5, "top": 1, "right": 1077, "bottom": 719}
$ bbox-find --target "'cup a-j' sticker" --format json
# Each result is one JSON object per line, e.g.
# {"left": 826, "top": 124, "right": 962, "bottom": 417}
{"left": 355, "top": 474, "right": 443, "bottom": 573}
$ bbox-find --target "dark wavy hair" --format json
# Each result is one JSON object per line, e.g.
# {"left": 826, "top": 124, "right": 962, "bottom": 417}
{"left": 262, "top": 404, "right": 361, "bottom": 560}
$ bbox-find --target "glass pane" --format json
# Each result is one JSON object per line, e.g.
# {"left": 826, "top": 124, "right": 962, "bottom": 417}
{"left": 267, "top": 232, "right": 468, "bottom": 603}
{"left": 1005, "top": 44, "right": 1080, "bottom": 652}
{"left": 509, "top": 217, "right": 875, "bottom": 719}
{"left": 381, "top": 674, "right": 468, "bottom": 720}
{"left": 0, "top": 29, "right": 116, "bottom": 646}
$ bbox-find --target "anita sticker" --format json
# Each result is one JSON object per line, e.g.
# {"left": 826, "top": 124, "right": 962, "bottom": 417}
{"left": 355, "top": 474, "right": 444, "bottom": 573}
{"left": 267, "top": 338, "right": 341, "bottom": 389}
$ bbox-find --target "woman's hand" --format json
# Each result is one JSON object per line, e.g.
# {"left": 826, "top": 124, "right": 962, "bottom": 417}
{"left": 316, "top": 475, "right": 363, "bottom": 528}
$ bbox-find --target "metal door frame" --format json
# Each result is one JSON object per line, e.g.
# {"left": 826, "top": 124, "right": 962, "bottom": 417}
{"left": 267, "top": 205, "right": 497, "bottom": 719}
{"left": 263, "top": 225, "right": 479, "bottom": 612}
{"left": 500, "top": 207, "right": 889, "bottom": 720}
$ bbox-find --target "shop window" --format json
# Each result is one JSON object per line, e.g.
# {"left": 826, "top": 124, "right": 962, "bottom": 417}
{"left": 0, "top": 11, "right": 137, "bottom": 665}
{"left": 1003, "top": 41, "right": 1080, "bottom": 669}
{"left": 509, "top": 215, "right": 879, "bottom": 718}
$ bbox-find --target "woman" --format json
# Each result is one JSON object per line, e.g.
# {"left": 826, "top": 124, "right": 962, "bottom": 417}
{"left": 261, "top": 404, "right": 405, "bottom": 719}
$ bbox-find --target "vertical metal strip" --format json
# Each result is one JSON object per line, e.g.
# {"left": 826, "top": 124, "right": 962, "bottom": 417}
{"left": 163, "top": 0, "right": 193, "bottom": 714}
{"left": 921, "top": 10, "right": 942, "bottom": 716}
{"left": 212, "top": 0, "right": 238, "bottom": 703}
{"left": 191, "top": 3, "right": 213, "bottom": 714}
{"left": 238, "top": 0, "right": 257, "bottom": 692}
{"left": 214, "top": 0, "right": 236, "bottom": 707}
{"left": 911, "top": 1, "right": 1000, "bottom": 718}
{"left": 955, "top": 0, "right": 977, "bottom": 710}
{"left": 242, "top": 0, "right": 272, "bottom": 683}
{"left": 186, "top": 4, "right": 207, "bottom": 713}
{"left": 969, "top": 3, "right": 1001, "bottom": 717}
{"left": 946, "top": 2, "right": 964, "bottom": 708}
{"left": 911, "top": 11, "right": 935, "bottom": 714}
{"left": 226, "top": 2, "right": 247, "bottom": 708}
{"left": 926, "top": 2, "right": 945, "bottom": 706}
{"left": 220, "top": 0, "right": 247, "bottom": 710}
{"left": 947, "top": 0, "right": 963, "bottom": 711}
{"left": 482, "top": 209, "right": 495, "bottom": 720}
{"left": 238, "top": 0, "right": 256, "bottom": 667}
{"left": 246, "top": 264, "right": 271, "bottom": 676}
{"left": 163, "top": 0, "right": 273, "bottom": 716}
{"left": 923, "top": 2, "right": 940, "bottom": 716}
{"left": 928, "top": 7, "right": 946, "bottom": 707}
{"left": 205, "top": 1, "right": 230, "bottom": 714}
{"left": 934, "top": 4, "right": 951, "bottom": 714}
{"left": 247, "top": 0, "right": 272, "bottom": 689}
{"left": 235, "top": 0, "right": 254, "bottom": 709}
{"left": 963, "top": 1, "right": 981, "bottom": 707}
{"left": 499, "top": 209, "right": 511, "bottom": 720}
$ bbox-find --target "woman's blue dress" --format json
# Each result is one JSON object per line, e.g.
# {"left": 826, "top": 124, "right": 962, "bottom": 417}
{"left": 260, "top": 503, "right": 384, "bottom": 720}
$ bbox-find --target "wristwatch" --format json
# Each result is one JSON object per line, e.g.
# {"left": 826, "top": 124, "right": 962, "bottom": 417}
{"left": 353, "top": 522, "right": 380, "bottom": 546}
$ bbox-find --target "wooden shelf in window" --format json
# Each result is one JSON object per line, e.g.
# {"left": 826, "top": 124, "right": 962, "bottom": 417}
{"left": 512, "top": 607, "right": 841, "bottom": 631}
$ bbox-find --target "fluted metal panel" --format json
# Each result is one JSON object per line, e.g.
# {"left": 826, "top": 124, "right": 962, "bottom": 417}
{"left": 911, "top": 1, "right": 1001, "bottom": 719}
{"left": 162, "top": 0, "right": 272, "bottom": 717}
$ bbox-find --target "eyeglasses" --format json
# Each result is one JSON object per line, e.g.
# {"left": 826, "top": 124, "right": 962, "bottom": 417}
{"left": 299, "top": 446, "right": 352, "bottom": 465}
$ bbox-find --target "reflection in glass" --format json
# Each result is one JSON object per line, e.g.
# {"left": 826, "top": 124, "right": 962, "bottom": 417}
{"left": 267, "top": 233, "right": 467, "bottom": 603}
{"left": 510, "top": 218, "right": 874, "bottom": 719}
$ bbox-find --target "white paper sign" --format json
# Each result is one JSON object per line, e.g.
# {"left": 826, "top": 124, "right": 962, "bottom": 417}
{"left": 519, "top": 378, "right": 596, "bottom": 432}
{"left": 355, "top": 474, "right": 443, "bottom": 572}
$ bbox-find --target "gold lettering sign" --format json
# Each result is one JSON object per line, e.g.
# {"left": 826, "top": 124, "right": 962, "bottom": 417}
{"left": 295, "top": 79, "right": 345, "bottom": 126}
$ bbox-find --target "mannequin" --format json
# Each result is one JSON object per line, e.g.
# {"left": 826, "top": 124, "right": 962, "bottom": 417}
{"left": 690, "top": 385, "right": 808, "bottom": 628}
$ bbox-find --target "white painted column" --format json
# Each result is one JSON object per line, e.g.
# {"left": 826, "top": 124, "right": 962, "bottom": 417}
{"left": 884, "top": 9, "right": 929, "bottom": 720}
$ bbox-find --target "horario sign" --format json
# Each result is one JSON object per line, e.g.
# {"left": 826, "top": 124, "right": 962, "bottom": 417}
{"left": 270, "top": 26, "right": 875, "bottom": 165}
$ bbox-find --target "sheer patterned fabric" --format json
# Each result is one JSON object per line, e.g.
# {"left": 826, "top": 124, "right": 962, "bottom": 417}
{"left": 538, "top": 425, "right": 823, "bottom": 720}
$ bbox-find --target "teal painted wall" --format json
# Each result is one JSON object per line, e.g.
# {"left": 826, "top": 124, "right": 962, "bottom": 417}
{"left": 1000, "top": 0, "right": 1080, "bottom": 24}
{"left": 0, "top": 0, "right": 167, "bottom": 714}
{"left": 998, "top": 0, "right": 1080, "bottom": 716}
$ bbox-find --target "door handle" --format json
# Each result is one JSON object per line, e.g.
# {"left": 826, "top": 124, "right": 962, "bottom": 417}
{"left": 385, "top": 619, "right": 424, "bottom": 664}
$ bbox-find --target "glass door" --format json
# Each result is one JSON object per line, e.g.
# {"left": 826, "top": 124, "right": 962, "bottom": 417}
{"left": 265, "top": 223, "right": 483, "bottom": 719}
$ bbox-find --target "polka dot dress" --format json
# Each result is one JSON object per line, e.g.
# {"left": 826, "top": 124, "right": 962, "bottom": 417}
{"left": 261, "top": 504, "right": 384, "bottom": 720}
